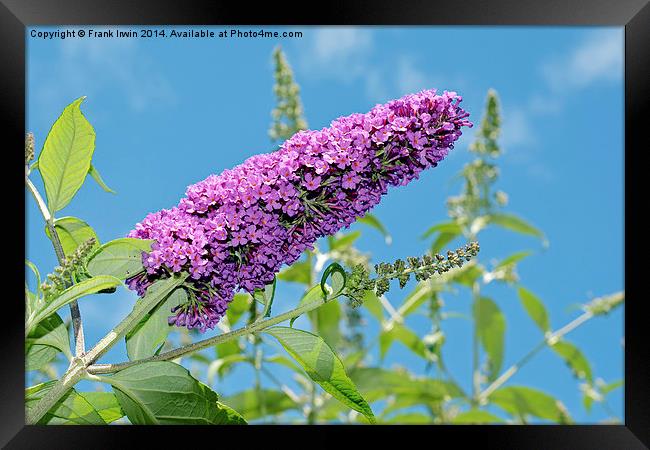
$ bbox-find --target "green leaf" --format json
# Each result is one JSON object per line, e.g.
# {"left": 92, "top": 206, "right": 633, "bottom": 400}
{"left": 496, "top": 251, "right": 532, "bottom": 269}
{"left": 38, "top": 96, "right": 96, "bottom": 213}
{"left": 550, "top": 340, "right": 593, "bottom": 383}
{"left": 449, "top": 263, "right": 484, "bottom": 287}
{"left": 28, "top": 275, "right": 121, "bottom": 332}
{"left": 86, "top": 238, "right": 154, "bottom": 280}
{"left": 451, "top": 409, "right": 505, "bottom": 424}
{"left": 380, "top": 323, "right": 429, "bottom": 361}
{"left": 399, "top": 283, "right": 435, "bottom": 317}
{"left": 25, "top": 344, "right": 59, "bottom": 372}
{"left": 79, "top": 392, "right": 124, "bottom": 423}
{"left": 216, "top": 340, "right": 242, "bottom": 359}
{"left": 329, "top": 231, "right": 361, "bottom": 251}
{"left": 207, "top": 354, "right": 251, "bottom": 383}
{"left": 26, "top": 381, "right": 105, "bottom": 425}
{"left": 432, "top": 231, "right": 461, "bottom": 254}
{"left": 126, "top": 288, "right": 186, "bottom": 360}
{"left": 421, "top": 221, "right": 462, "bottom": 239}
{"left": 26, "top": 313, "right": 72, "bottom": 370}
{"left": 358, "top": 213, "right": 392, "bottom": 245}
{"left": 517, "top": 287, "right": 551, "bottom": 333}
{"left": 289, "top": 284, "right": 325, "bottom": 327}
{"left": 221, "top": 389, "right": 299, "bottom": 420}
{"left": 25, "top": 259, "right": 42, "bottom": 296}
{"left": 25, "top": 260, "right": 42, "bottom": 316}
{"left": 601, "top": 379, "right": 623, "bottom": 396}
{"left": 349, "top": 367, "right": 464, "bottom": 404}
{"left": 226, "top": 293, "right": 252, "bottom": 326}
{"left": 490, "top": 386, "right": 571, "bottom": 423}
{"left": 45, "top": 216, "right": 100, "bottom": 258}
{"left": 254, "top": 277, "right": 276, "bottom": 319}
{"left": 277, "top": 259, "right": 311, "bottom": 285}
{"left": 264, "top": 354, "right": 303, "bottom": 373}
{"left": 320, "top": 262, "right": 346, "bottom": 299}
{"left": 473, "top": 297, "right": 506, "bottom": 381}
{"left": 263, "top": 326, "right": 375, "bottom": 423}
{"left": 88, "top": 163, "right": 116, "bottom": 194}
{"left": 107, "top": 361, "right": 247, "bottom": 424}
{"left": 362, "top": 290, "right": 383, "bottom": 321}
{"left": 487, "top": 213, "right": 546, "bottom": 243}
{"left": 313, "top": 300, "right": 342, "bottom": 349}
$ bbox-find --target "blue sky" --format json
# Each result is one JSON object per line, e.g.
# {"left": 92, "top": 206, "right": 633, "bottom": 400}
{"left": 26, "top": 26, "right": 624, "bottom": 423}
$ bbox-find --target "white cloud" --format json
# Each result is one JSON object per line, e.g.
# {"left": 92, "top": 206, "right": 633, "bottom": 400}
{"left": 396, "top": 57, "right": 438, "bottom": 96}
{"left": 542, "top": 29, "right": 623, "bottom": 92}
{"left": 35, "top": 30, "right": 176, "bottom": 112}
{"left": 501, "top": 106, "right": 537, "bottom": 151}
{"left": 313, "top": 28, "right": 372, "bottom": 64}
{"left": 301, "top": 27, "right": 373, "bottom": 80}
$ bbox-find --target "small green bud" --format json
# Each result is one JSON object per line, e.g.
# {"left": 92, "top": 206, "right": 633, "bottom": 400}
{"left": 25, "top": 132, "right": 35, "bottom": 164}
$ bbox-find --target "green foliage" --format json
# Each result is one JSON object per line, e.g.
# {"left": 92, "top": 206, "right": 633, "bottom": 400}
{"left": 473, "top": 297, "right": 506, "bottom": 381}
{"left": 263, "top": 326, "right": 376, "bottom": 423}
{"left": 38, "top": 97, "right": 96, "bottom": 213}
{"left": 320, "top": 262, "right": 346, "bottom": 299}
{"left": 254, "top": 277, "right": 277, "bottom": 320}
{"left": 26, "top": 381, "right": 106, "bottom": 425}
{"left": 222, "top": 389, "right": 299, "bottom": 420}
{"left": 79, "top": 392, "right": 124, "bottom": 423}
{"left": 357, "top": 213, "right": 392, "bottom": 245}
{"left": 106, "top": 361, "right": 246, "bottom": 424}
{"left": 517, "top": 287, "right": 551, "bottom": 333}
{"left": 26, "top": 313, "right": 72, "bottom": 371}
{"left": 489, "top": 386, "right": 571, "bottom": 423}
{"left": 451, "top": 409, "right": 505, "bottom": 424}
{"left": 277, "top": 258, "right": 311, "bottom": 284}
{"left": 550, "top": 340, "right": 593, "bottom": 383}
{"left": 44, "top": 217, "right": 100, "bottom": 258}
{"left": 226, "top": 293, "right": 252, "bottom": 326}
{"left": 88, "top": 163, "right": 116, "bottom": 194}
{"left": 86, "top": 237, "right": 154, "bottom": 279}
{"left": 26, "top": 275, "right": 121, "bottom": 334}
{"left": 126, "top": 288, "right": 186, "bottom": 360}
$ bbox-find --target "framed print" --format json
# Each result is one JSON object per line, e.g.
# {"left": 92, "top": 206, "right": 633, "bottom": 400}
{"left": 3, "top": 0, "right": 647, "bottom": 447}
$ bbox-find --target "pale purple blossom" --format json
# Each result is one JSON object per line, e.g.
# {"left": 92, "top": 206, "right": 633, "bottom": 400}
{"left": 128, "top": 89, "right": 472, "bottom": 332}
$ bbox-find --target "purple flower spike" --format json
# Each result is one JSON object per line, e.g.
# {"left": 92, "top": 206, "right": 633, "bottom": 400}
{"left": 128, "top": 89, "right": 472, "bottom": 331}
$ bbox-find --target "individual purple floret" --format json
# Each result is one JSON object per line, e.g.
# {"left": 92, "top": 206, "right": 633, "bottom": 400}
{"left": 127, "top": 89, "right": 472, "bottom": 332}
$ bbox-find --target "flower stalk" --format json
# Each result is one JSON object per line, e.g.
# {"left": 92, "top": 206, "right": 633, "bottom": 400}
{"left": 25, "top": 171, "right": 86, "bottom": 355}
{"left": 478, "top": 292, "right": 624, "bottom": 403}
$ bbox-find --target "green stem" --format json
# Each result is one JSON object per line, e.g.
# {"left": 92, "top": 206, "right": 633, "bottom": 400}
{"left": 27, "top": 274, "right": 186, "bottom": 424}
{"left": 26, "top": 175, "right": 85, "bottom": 355}
{"left": 471, "top": 280, "right": 481, "bottom": 405}
{"left": 26, "top": 358, "right": 87, "bottom": 425}
{"left": 478, "top": 310, "right": 595, "bottom": 402}
{"left": 87, "top": 291, "right": 335, "bottom": 375}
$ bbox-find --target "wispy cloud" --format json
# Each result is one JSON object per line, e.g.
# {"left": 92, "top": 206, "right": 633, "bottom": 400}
{"left": 500, "top": 29, "right": 622, "bottom": 182}
{"left": 33, "top": 30, "right": 176, "bottom": 112}
{"left": 300, "top": 27, "right": 373, "bottom": 80}
{"left": 298, "top": 29, "right": 463, "bottom": 104}
{"left": 542, "top": 29, "right": 623, "bottom": 92}
{"left": 396, "top": 57, "right": 442, "bottom": 96}
{"left": 501, "top": 106, "right": 537, "bottom": 150}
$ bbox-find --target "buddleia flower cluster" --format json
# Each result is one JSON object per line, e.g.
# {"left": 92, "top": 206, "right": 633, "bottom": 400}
{"left": 128, "top": 89, "right": 473, "bottom": 332}
{"left": 344, "top": 242, "right": 480, "bottom": 306}
{"left": 41, "top": 238, "right": 97, "bottom": 298}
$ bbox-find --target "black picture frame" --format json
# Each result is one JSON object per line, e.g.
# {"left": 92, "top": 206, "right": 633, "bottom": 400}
{"left": 3, "top": 0, "right": 647, "bottom": 447}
